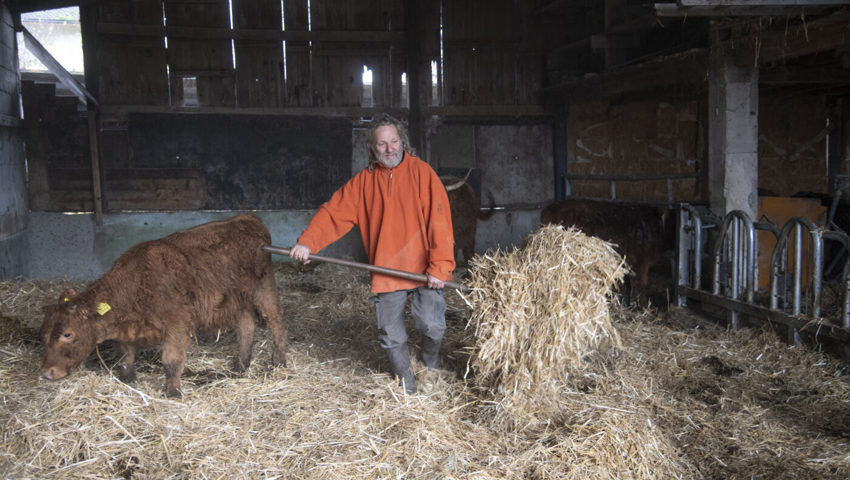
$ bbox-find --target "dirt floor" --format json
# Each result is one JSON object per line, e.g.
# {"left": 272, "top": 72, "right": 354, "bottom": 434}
{"left": 1, "top": 261, "right": 849, "bottom": 479}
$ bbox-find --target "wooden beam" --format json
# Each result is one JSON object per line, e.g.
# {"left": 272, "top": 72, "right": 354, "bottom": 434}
{"left": 760, "top": 65, "right": 850, "bottom": 84}
{"left": 97, "top": 22, "right": 404, "bottom": 43}
{"left": 656, "top": 3, "right": 833, "bottom": 16}
{"left": 677, "top": 0, "right": 847, "bottom": 5}
{"left": 15, "top": 0, "right": 98, "bottom": 14}
{"left": 405, "top": 0, "right": 423, "bottom": 151}
{"left": 88, "top": 111, "right": 103, "bottom": 226}
{"left": 21, "top": 26, "right": 97, "bottom": 106}
{"left": 421, "top": 105, "right": 547, "bottom": 117}
{"left": 543, "top": 48, "right": 709, "bottom": 97}
{"left": 95, "top": 104, "right": 546, "bottom": 123}
{"left": 590, "top": 34, "right": 642, "bottom": 49}
{"left": 0, "top": 113, "right": 21, "bottom": 128}
{"left": 536, "top": 0, "right": 572, "bottom": 15}
{"left": 746, "top": 11, "right": 850, "bottom": 62}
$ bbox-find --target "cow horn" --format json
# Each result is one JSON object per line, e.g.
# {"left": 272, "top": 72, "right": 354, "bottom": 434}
{"left": 442, "top": 168, "right": 473, "bottom": 192}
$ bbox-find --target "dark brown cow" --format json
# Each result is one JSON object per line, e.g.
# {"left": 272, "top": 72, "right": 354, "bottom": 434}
{"left": 541, "top": 199, "right": 676, "bottom": 306}
{"left": 442, "top": 170, "right": 494, "bottom": 264}
{"left": 39, "top": 214, "right": 287, "bottom": 398}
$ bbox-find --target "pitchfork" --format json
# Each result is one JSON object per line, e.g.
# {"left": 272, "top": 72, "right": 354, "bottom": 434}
{"left": 262, "top": 245, "right": 471, "bottom": 292}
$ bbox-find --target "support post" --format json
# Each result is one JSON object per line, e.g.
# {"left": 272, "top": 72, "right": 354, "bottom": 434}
{"left": 708, "top": 23, "right": 759, "bottom": 219}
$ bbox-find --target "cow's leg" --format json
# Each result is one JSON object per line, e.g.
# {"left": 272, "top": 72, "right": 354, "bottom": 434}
{"left": 256, "top": 271, "right": 287, "bottom": 367}
{"left": 614, "top": 275, "right": 633, "bottom": 307}
{"left": 462, "top": 242, "right": 475, "bottom": 266}
{"left": 116, "top": 343, "right": 137, "bottom": 383}
{"left": 162, "top": 335, "right": 189, "bottom": 398}
{"left": 233, "top": 309, "right": 255, "bottom": 372}
{"left": 634, "top": 261, "right": 652, "bottom": 307}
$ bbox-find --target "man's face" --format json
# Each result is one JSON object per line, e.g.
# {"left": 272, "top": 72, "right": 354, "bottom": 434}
{"left": 373, "top": 125, "right": 403, "bottom": 168}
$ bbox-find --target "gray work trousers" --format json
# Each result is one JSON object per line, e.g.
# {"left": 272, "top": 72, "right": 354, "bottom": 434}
{"left": 371, "top": 287, "right": 446, "bottom": 393}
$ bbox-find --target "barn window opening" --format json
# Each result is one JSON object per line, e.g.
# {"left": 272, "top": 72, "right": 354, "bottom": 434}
{"left": 436, "top": 0, "right": 445, "bottom": 105}
{"left": 228, "top": 0, "right": 237, "bottom": 105}
{"left": 182, "top": 77, "right": 199, "bottom": 106}
{"left": 281, "top": 0, "right": 288, "bottom": 84}
{"left": 228, "top": 0, "right": 236, "bottom": 70}
{"left": 18, "top": 6, "right": 85, "bottom": 102}
{"left": 431, "top": 60, "right": 439, "bottom": 106}
{"left": 18, "top": 7, "right": 83, "bottom": 74}
{"left": 362, "top": 66, "right": 374, "bottom": 107}
{"left": 401, "top": 72, "right": 408, "bottom": 108}
{"left": 162, "top": 3, "right": 172, "bottom": 106}
{"left": 307, "top": 0, "right": 313, "bottom": 98}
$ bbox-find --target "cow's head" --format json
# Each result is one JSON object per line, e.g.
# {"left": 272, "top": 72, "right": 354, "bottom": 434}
{"left": 39, "top": 288, "right": 100, "bottom": 381}
{"left": 440, "top": 168, "right": 472, "bottom": 192}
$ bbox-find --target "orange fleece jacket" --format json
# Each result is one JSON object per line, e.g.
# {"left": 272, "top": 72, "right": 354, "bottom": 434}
{"left": 296, "top": 153, "right": 456, "bottom": 293}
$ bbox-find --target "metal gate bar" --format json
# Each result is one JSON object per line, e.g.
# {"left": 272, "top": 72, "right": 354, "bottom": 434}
{"left": 676, "top": 203, "right": 850, "bottom": 343}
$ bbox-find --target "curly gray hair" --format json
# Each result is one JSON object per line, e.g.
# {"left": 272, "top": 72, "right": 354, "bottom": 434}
{"left": 367, "top": 114, "right": 416, "bottom": 170}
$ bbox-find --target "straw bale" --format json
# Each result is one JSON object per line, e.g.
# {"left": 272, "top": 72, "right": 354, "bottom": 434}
{"left": 460, "top": 225, "right": 627, "bottom": 395}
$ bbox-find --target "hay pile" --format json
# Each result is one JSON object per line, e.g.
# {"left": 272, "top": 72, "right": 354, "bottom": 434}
{"left": 2, "top": 229, "right": 850, "bottom": 479}
{"left": 459, "top": 226, "right": 689, "bottom": 475}
{"left": 461, "top": 225, "right": 626, "bottom": 395}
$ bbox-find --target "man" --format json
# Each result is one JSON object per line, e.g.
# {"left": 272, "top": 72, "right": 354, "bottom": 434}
{"left": 290, "top": 114, "right": 455, "bottom": 394}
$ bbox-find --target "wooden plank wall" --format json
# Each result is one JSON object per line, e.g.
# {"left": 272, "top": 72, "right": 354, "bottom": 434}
{"left": 22, "top": 81, "right": 92, "bottom": 211}
{"left": 282, "top": 0, "right": 311, "bottom": 106}
{"left": 309, "top": 0, "right": 403, "bottom": 107}
{"left": 164, "top": 0, "right": 234, "bottom": 106}
{"left": 232, "top": 0, "right": 283, "bottom": 108}
{"left": 443, "top": 0, "right": 543, "bottom": 106}
{"left": 96, "top": 0, "right": 168, "bottom": 105}
{"left": 91, "top": 0, "right": 543, "bottom": 109}
{"left": 27, "top": 0, "right": 546, "bottom": 213}
{"left": 92, "top": 0, "right": 417, "bottom": 109}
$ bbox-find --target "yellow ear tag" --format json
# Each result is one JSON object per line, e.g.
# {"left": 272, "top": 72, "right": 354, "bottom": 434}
{"left": 96, "top": 302, "right": 112, "bottom": 316}
{"left": 63, "top": 297, "right": 70, "bottom": 302}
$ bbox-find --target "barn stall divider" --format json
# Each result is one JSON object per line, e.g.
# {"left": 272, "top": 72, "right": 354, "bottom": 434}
{"left": 676, "top": 203, "right": 850, "bottom": 347}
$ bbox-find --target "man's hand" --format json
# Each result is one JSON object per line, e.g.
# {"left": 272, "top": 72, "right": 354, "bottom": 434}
{"left": 290, "top": 244, "right": 312, "bottom": 264}
{"left": 426, "top": 273, "right": 444, "bottom": 289}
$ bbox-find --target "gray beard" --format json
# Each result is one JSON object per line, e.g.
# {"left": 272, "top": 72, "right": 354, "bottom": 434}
{"left": 378, "top": 151, "right": 403, "bottom": 168}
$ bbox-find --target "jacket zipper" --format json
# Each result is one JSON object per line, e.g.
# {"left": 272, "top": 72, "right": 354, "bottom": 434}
{"left": 388, "top": 168, "right": 393, "bottom": 196}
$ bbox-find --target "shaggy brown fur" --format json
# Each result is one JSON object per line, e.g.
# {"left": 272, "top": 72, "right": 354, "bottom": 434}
{"left": 443, "top": 175, "right": 494, "bottom": 264}
{"left": 39, "top": 214, "right": 287, "bottom": 398}
{"left": 541, "top": 200, "right": 676, "bottom": 306}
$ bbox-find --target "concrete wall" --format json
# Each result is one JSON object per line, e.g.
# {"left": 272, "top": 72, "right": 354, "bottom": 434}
{"left": 0, "top": 5, "right": 28, "bottom": 280}
{"left": 28, "top": 211, "right": 366, "bottom": 281}
{"left": 27, "top": 207, "right": 543, "bottom": 282}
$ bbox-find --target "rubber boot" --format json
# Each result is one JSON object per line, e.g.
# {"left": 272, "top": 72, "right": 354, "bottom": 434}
{"left": 420, "top": 337, "right": 442, "bottom": 370}
{"left": 386, "top": 347, "right": 416, "bottom": 394}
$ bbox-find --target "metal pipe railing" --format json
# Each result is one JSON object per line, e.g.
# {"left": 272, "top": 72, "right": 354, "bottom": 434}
{"left": 710, "top": 210, "right": 756, "bottom": 328}
{"left": 564, "top": 172, "right": 699, "bottom": 204}
{"left": 769, "top": 217, "right": 823, "bottom": 318}
{"left": 676, "top": 203, "right": 850, "bottom": 344}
